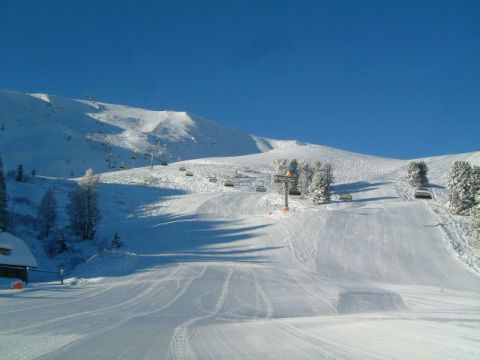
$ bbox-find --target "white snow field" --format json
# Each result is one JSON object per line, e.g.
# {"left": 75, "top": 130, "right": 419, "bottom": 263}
{"left": 1, "top": 90, "right": 480, "bottom": 359}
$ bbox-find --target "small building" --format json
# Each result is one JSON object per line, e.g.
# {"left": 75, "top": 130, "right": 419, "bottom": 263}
{"left": 0, "top": 232, "right": 38, "bottom": 282}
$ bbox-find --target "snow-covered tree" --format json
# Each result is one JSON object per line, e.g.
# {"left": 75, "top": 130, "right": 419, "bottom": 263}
{"left": 310, "top": 161, "right": 333, "bottom": 204}
{"left": 0, "top": 154, "right": 8, "bottom": 231}
{"left": 471, "top": 196, "right": 480, "bottom": 240}
{"left": 297, "top": 160, "right": 312, "bottom": 196}
{"left": 309, "top": 161, "right": 322, "bottom": 198}
{"left": 288, "top": 159, "right": 300, "bottom": 193}
{"left": 111, "top": 232, "right": 123, "bottom": 249}
{"left": 37, "top": 188, "right": 57, "bottom": 239}
{"left": 56, "top": 231, "right": 70, "bottom": 254}
{"left": 448, "top": 161, "right": 474, "bottom": 215}
{"left": 273, "top": 158, "right": 289, "bottom": 194}
{"left": 405, "top": 161, "right": 429, "bottom": 188}
{"left": 471, "top": 165, "right": 480, "bottom": 204}
{"left": 67, "top": 168, "right": 101, "bottom": 240}
{"left": 321, "top": 163, "right": 334, "bottom": 201}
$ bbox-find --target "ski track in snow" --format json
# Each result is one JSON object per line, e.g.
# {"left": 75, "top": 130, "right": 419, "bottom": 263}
{"left": 1, "top": 104, "right": 480, "bottom": 359}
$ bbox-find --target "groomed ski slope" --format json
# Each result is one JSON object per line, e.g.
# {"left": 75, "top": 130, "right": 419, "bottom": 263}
{"left": 1, "top": 145, "right": 480, "bottom": 359}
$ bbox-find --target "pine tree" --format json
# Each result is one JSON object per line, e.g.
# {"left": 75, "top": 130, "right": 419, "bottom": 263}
{"left": 67, "top": 168, "right": 101, "bottom": 240}
{"left": 56, "top": 231, "right": 70, "bottom": 254}
{"left": 448, "top": 161, "right": 474, "bottom": 215}
{"left": 297, "top": 160, "right": 312, "bottom": 196}
{"left": 405, "top": 161, "right": 429, "bottom": 188}
{"left": 37, "top": 188, "right": 57, "bottom": 239}
{"left": 471, "top": 197, "right": 480, "bottom": 240}
{"left": 471, "top": 165, "right": 480, "bottom": 205}
{"left": 15, "top": 164, "right": 24, "bottom": 182}
{"left": 319, "top": 163, "right": 334, "bottom": 202}
{"left": 111, "top": 232, "right": 123, "bottom": 249}
{"left": 0, "top": 154, "right": 8, "bottom": 231}
{"left": 273, "top": 158, "right": 289, "bottom": 194}
{"left": 310, "top": 161, "right": 327, "bottom": 204}
{"left": 288, "top": 159, "right": 300, "bottom": 193}
{"left": 309, "top": 161, "right": 321, "bottom": 193}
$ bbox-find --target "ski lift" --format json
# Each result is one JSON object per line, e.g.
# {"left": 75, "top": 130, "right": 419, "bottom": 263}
{"left": 185, "top": 171, "right": 193, "bottom": 177}
{"left": 414, "top": 188, "right": 432, "bottom": 199}
{"left": 224, "top": 180, "right": 234, "bottom": 187}
{"left": 179, "top": 166, "right": 186, "bottom": 171}
{"left": 119, "top": 162, "right": 127, "bottom": 170}
{"left": 209, "top": 176, "right": 218, "bottom": 183}
{"left": 315, "top": 195, "right": 330, "bottom": 205}
{"left": 255, "top": 185, "right": 266, "bottom": 192}
{"left": 339, "top": 193, "right": 353, "bottom": 202}
{"left": 288, "top": 189, "right": 301, "bottom": 196}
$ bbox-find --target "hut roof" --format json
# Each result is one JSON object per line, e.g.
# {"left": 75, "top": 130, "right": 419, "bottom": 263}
{"left": 0, "top": 232, "right": 38, "bottom": 268}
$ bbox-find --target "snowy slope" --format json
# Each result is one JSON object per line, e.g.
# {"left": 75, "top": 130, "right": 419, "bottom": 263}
{"left": 0, "top": 89, "right": 272, "bottom": 177}
{"left": 1, "top": 89, "right": 480, "bottom": 359}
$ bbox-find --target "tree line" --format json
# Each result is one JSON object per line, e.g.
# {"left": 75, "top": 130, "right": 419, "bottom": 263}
{"left": 404, "top": 159, "right": 480, "bottom": 239}
{"left": 0, "top": 154, "right": 122, "bottom": 257}
{"left": 273, "top": 158, "right": 334, "bottom": 204}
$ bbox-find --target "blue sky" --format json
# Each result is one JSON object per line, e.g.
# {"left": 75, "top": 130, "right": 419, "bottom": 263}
{"left": 1, "top": 0, "right": 479, "bottom": 159}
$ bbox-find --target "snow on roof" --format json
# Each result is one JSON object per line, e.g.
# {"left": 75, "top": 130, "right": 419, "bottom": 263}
{"left": 0, "top": 232, "right": 38, "bottom": 268}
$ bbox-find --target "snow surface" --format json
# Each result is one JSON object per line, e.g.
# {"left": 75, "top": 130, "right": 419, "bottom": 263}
{"left": 1, "top": 90, "right": 480, "bottom": 359}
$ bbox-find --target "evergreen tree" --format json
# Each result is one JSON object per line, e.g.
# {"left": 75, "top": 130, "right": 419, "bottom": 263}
{"left": 15, "top": 164, "right": 24, "bottom": 182}
{"left": 405, "top": 161, "right": 429, "bottom": 188}
{"left": 288, "top": 159, "right": 300, "bottom": 193}
{"left": 273, "top": 158, "right": 289, "bottom": 194}
{"left": 319, "top": 163, "right": 334, "bottom": 202}
{"left": 56, "top": 231, "right": 70, "bottom": 254}
{"left": 66, "top": 168, "right": 101, "bottom": 240}
{"left": 0, "top": 154, "right": 8, "bottom": 231}
{"left": 37, "top": 188, "right": 57, "bottom": 239}
{"left": 310, "top": 161, "right": 328, "bottom": 204}
{"left": 471, "top": 196, "right": 480, "bottom": 240}
{"left": 448, "top": 161, "right": 474, "bottom": 215}
{"left": 309, "top": 161, "right": 322, "bottom": 194}
{"left": 471, "top": 165, "right": 480, "bottom": 204}
{"left": 111, "top": 232, "right": 123, "bottom": 249}
{"left": 297, "top": 160, "right": 312, "bottom": 196}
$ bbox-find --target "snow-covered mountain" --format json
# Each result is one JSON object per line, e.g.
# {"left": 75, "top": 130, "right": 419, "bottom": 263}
{"left": 2, "top": 88, "right": 477, "bottom": 182}
{"left": 1, "top": 88, "right": 480, "bottom": 359}
{"left": 0, "top": 89, "right": 273, "bottom": 176}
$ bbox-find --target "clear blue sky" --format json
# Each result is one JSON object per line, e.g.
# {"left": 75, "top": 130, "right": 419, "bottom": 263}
{"left": 1, "top": 0, "right": 479, "bottom": 159}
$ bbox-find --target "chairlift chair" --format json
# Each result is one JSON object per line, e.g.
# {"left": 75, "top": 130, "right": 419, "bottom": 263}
{"left": 339, "top": 193, "right": 353, "bottom": 202}
{"left": 255, "top": 185, "right": 266, "bottom": 192}
{"left": 414, "top": 188, "right": 432, "bottom": 199}
{"left": 224, "top": 180, "right": 234, "bottom": 187}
